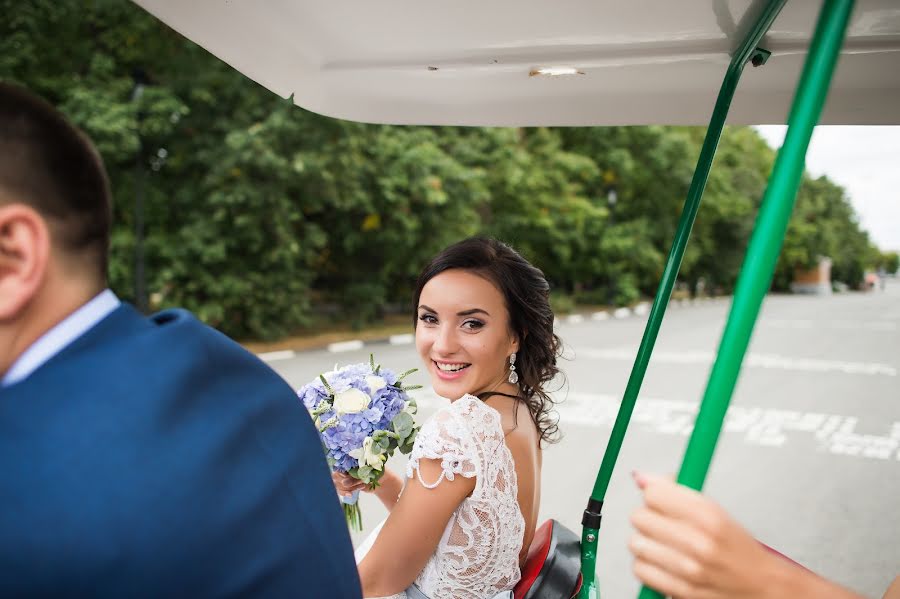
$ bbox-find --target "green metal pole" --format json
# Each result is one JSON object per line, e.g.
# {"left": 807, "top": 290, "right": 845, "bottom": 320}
{"left": 577, "top": 3, "right": 787, "bottom": 597}
{"left": 638, "top": 1, "right": 855, "bottom": 598}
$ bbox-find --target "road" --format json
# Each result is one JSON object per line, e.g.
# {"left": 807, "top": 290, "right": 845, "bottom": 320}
{"left": 269, "top": 279, "right": 900, "bottom": 598}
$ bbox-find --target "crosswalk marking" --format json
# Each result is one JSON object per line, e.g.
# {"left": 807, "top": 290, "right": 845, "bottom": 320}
{"left": 556, "top": 392, "right": 900, "bottom": 462}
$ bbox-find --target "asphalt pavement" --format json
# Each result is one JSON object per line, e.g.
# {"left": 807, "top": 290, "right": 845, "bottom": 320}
{"left": 269, "top": 279, "right": 899, "bottom": 598}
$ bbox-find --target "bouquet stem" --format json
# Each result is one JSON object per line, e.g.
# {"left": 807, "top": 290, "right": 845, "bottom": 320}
{"left": 341, "top": 489, "right": 363, "bottom": 531}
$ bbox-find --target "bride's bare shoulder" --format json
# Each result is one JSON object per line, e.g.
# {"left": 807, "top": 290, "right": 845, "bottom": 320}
{"left": 480, "top": 396, "right": 539, "bottom": 445}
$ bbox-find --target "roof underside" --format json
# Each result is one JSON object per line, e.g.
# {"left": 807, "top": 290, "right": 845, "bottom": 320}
{"left": 133, "top": 0, "right": 900, "bottom": 126}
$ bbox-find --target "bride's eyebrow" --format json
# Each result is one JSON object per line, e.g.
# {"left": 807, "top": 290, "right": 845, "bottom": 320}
{"left": 417, "top": 305, "right": 491, "bottom": 317}
{"left": 458, "top": 308, "right": 490, "bottom": 317}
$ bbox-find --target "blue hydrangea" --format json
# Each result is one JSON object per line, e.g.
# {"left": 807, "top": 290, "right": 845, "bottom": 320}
{"left": 297, "top": 360, "right": 413, "bottom": 474}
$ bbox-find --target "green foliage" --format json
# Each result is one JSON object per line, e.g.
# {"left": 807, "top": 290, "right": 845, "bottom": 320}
{"left": 881, "top": 251, "right": 899, "bottom": 275}
{"left": 2, "top": 0, "right": 883, "bottom": 339}
{"left": 549, "top": 292, "right": 576, "bottom": 315}
{"left": 774, "top": 175, "right": 877, "bottom": 290}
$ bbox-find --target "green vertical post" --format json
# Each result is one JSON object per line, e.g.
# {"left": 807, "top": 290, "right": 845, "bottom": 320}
{"left": 638, "top": 1, "right": 855, "bottom": 598}
{"left": 577, "top": 2, "right": 787, "bottom": 597}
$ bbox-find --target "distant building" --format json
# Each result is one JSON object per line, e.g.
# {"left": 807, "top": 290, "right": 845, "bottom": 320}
{"left": 791, "top": 257, "right": 832, "bottom": 295}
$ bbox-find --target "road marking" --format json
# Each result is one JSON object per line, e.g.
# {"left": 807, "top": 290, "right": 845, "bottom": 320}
{"left": 389, "top": 334, "right": 414, "bottom": 345}
{"left": 577, "top": 348, "right": 897, "bottom": 377}
{"left": 762, "top": 319, "right": 897, "bottom": 332}
{"left": 408, "top": 388, "right": 900, "bottom": 461}
{"left": 258, "top": 350, "right": 295, "bottom": 362}
{"left": 327, "top": 340, "right": 365, "bottom": 353}
{"left": 556, "top": 392, "right": 900, "bottom": 461}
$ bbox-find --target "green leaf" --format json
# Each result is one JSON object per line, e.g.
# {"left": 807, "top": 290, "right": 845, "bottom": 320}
{"left": 319, "top": 374, "right": 335, "bottom": 396}
{"left": 391, "top": 411, "right": 415, "bottom": 441}
{"left": 396, "top": 368, "right": 418, "bottom": 381}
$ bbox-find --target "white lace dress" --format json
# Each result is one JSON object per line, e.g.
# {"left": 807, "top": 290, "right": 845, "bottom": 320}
{"left": 355, "top": 394, "right": 525, "bottom": 599}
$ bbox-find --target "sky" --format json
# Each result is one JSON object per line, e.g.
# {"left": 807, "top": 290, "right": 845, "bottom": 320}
{"left": 753, "top": 126, "right": 900, "bottom": 252}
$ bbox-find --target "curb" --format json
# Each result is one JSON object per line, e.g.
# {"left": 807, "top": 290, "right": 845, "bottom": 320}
{"left": 258, "top": 297, "right": 730, "bottom": 362}
{"left": 258, "top": 332, "right": 416, "bottom": 363}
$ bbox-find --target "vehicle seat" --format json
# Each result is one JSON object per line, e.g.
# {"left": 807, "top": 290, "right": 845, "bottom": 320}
{"left": 514, "top": 519, "right": 582, "bottom": 599}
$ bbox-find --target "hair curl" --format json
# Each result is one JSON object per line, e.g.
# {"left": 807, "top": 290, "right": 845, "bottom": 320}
{"left": 413, "top": 237, "right": 563, "bottom": 445}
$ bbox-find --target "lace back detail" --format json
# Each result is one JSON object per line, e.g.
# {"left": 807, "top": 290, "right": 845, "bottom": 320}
{"left": 405, "top": 395, "right": 525, "bottom": 599}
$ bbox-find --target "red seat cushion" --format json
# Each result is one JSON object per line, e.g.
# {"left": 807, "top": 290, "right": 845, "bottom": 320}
{"left": 515, "top": 520, "right": 554, "bottom": 599}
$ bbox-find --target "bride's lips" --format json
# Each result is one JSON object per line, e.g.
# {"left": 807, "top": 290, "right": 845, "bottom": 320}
{"left": 432, "top": 360, "right": 471, "bottom": 381}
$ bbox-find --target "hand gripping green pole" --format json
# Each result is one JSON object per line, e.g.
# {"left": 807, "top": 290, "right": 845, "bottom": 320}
{"left": 577, "top": 2, "right": 787, "bottom": 597}
{"left": 638, "top": 1, "right": 855, "bottom": 598}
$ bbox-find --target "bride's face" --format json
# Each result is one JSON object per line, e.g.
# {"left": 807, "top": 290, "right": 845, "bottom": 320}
{"left": 415, "top": 269, "right": 519, "bottom": 400}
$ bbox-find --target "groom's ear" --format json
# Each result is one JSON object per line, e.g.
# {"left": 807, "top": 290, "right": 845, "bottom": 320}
{"left": 0, "top": 203, "right": 50, "bottom": 321}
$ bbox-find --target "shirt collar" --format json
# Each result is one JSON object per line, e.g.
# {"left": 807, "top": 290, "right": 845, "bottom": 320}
{"left": 1, "top": 289, "right": 121, "bottom": 388}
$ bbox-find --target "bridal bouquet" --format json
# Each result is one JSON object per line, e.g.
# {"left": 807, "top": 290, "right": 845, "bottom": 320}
{"left": 297, "top": 354, "right": 421, "bottom": 531}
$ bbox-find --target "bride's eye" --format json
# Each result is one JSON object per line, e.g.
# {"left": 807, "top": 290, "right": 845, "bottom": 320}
{"left": 462, "top": 319, "right": 484, "bottom": 331}
{"left": 419, "top": 313, "right": 438, "bottom": 325}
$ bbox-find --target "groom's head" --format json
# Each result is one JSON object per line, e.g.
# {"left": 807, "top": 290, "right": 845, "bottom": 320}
{"left": 0, "top": 82, "right": 111, "bottom": 376}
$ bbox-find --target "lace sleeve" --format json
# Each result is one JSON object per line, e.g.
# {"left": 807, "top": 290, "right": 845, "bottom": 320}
{"left": 406, "top": 405, "right": 478, "bottom": 489}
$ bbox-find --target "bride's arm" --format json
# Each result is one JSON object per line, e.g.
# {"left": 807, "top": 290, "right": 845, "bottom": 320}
{"left": 356, "top": 457, "right": 476, "bottom": 598}
{"left": 371, "top": 469, "right": 404, "bottom": 511}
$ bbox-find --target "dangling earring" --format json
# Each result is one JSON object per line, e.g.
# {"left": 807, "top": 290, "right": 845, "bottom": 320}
{"left": 508, "top": 352, "right": 519, "bottom": 384}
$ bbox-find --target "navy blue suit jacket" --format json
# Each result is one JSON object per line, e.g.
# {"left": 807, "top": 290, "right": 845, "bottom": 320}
{"left": 0, "top": 304, "right": 361, "bottom": 598}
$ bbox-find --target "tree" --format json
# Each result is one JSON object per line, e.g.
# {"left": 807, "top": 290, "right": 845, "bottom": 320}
{"left": 3, "top": 0, "right": 884, "bottom": 339}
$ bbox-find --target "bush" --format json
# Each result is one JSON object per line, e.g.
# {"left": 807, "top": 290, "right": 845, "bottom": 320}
{"left": 549, "top": 292, "right": 576, "bottom": 315}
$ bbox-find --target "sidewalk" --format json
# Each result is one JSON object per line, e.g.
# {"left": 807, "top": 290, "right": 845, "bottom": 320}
{"left": 242, "top": 317, "right": 413, "bottom": 358}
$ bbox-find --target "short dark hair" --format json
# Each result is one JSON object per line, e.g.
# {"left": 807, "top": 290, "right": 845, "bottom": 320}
{"left": 413, "top": 237, "right": 564, "bottom": 444}
{"left": 0, "top": 82, "right": 111, "bottom": 281}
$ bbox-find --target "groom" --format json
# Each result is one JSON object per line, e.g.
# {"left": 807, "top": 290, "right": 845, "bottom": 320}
{"left": 0, "top": 83, "right": 360, "bottom": 598}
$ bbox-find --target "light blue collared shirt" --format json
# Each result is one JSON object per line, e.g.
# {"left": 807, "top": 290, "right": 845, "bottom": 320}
{"left": 1, "top": 289, "right": 121, "bottom": 388}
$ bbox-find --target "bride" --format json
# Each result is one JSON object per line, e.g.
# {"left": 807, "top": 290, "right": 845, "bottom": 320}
{"left": 334, "top": 237, "right": 563, "bottom": 599}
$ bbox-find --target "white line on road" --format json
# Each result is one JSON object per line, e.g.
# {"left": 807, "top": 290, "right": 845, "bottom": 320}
{"left": 258, "top": 350, "right": 296, "bottom": 362}
{"left": 327, "top": 340, "right": 365, "bottom": 353}
{"left": 761, "top": 319, "right": 897, "bottom": 332}
{"left": 577, "top": 348, "right": 897, "bottom": 377}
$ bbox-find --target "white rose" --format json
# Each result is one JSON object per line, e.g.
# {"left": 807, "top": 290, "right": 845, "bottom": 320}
{"left": 366, "top": 375, "right": 387, "bottom": 395}
{"left": 332, "top": 388, "right": 370, "bottom": 415}
{"left": 349, "top": 436, "right": 385, "bottom": 471}
{"left": 362, "top": 436, "right": 385, "bottom": 471}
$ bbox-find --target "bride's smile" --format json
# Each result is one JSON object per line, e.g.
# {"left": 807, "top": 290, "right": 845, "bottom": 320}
{"left": 433, "top": 361, "right": 471, "bottom": 379}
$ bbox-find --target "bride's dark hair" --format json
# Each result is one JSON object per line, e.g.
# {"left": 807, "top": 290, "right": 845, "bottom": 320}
{"left": 413, "top": 237, "right": 563, "bottom": 445}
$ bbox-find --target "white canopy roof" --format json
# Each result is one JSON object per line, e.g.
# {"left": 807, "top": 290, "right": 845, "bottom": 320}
{"left": 133, "top": 0, "right": 900, "bottom": 126}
